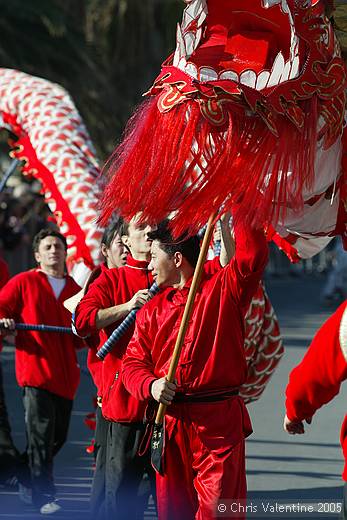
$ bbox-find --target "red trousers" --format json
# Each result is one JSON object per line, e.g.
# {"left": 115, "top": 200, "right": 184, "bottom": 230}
{"left": 156, "top": 397, "right": 251, "bottom": 520}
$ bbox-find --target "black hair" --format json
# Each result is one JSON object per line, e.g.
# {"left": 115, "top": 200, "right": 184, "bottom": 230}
{"left": 32, "top": 229, "right": 67, "bottom": 253}
{"left": 120, "top": 219, "right": 129, "bottom": 237}
{"left": 101, "top": 216, "right": 124, "bottom": 248}
{"left": 148, "top": 220, "right": 200, "bottom": 268}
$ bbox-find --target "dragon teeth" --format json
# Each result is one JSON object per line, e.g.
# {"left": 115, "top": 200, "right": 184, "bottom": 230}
{"left": 268, "top": 52, "right": 285, "bottom": 87}
{"left": 240, "top": 70, "right": 257, "bottom": 88}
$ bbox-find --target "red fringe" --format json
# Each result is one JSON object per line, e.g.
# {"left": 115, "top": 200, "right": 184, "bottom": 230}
{"left": 100, "top": 96, "right": 318, "bottom": 235}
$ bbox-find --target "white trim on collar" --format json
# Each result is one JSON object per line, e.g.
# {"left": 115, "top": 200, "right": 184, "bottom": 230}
{"left": 125, "top": 264, "right": 148, "bottom": 271}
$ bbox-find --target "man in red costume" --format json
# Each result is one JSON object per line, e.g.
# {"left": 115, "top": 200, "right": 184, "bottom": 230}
{"left": 122, "top": 216, "right": 268, "bottom": 520}
{"left": 0, "top": 229, "right": 83, "bottom": 515}
{"left": 73, "top": 216, "right": 155, "bottom": 520}
{"left": 284, "top": 300, "right": 347, "bottom": 520}
{"left": 71, "top": 219, "right": 128, "bottom": 518}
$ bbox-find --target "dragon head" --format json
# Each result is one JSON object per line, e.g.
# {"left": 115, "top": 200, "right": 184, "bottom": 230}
{"left": 177, "top": 0, "right": 337, "bottom": 85}
{"left": 152, "top": 0, "right": 344, "bottom": 143}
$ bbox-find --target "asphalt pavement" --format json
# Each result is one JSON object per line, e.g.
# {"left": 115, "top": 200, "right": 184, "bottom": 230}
{"left": 246, "top": 273, "right": 345, "bottom": 520}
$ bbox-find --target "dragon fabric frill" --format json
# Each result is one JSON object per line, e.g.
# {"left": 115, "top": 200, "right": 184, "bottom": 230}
{"left": 240, "top": 283, "right": 284, "bottom": 403}
{"left": 102, "top": 0, "right": 347, "bottom": 257}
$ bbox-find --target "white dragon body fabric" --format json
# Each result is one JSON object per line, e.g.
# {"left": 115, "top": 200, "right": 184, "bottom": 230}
{"left": 0, "top": 68, "right": 103, "bottom": 283}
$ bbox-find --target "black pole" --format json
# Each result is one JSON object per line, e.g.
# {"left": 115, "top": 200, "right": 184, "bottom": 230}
{"left": 0, "top": 158, "right": 21, "bottom": 194}
{"left": 0, "top": 323, "right": 72, "bottom": 334}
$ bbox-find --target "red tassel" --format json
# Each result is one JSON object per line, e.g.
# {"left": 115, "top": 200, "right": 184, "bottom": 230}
{"left": 86, "top": 439, "right": 95, "bottom": 455}
{"left": 84, "top": 412, "right": 96, "bottom": 431}
{"left": 100, "top": 95, "right": 317, "bottom": 235}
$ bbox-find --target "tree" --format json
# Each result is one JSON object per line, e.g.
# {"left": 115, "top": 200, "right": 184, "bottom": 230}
{"left": 0, "top": 0, "right": 182, "bottom": 157}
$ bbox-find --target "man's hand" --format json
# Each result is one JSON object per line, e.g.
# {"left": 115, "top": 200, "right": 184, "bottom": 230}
{"left": 283, "top": 414, "right": 312, "bottom": 434}
{"left": 0, "top": 318, "right": 16, "bottom": 336}
{"left": 220, "top": 211, "right": 231, "bottom": 227}
{"left": 218, "top": 211, "right": 235, "bottom": 266}
{"left": 96, "top": 289, "right": 152, "bottom": 330}
{"left": 151, "top": 378, "right": 177, "bottom": 405}
{"left": 127, "top": 289, "right": 151, "bottom": 312}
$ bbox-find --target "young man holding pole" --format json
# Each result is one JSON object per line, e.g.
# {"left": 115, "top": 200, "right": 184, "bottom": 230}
{"left": 0, "top": 229, "right": 83, "bottom": 514}
{"left": 122, "top": 216, "right": 268, "bottom": 520}
{"left": 74, "top": 214, "right": 233, "bottom": 519}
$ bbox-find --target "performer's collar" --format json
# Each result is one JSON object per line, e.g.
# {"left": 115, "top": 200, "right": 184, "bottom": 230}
{"left": 36, "top": 267, "right": 66, "bottom": 279}
{"left": 168, "top": 269, "right": 207, "bottom": 302}
{"left": 181, "top": 267, "right": 207, "bottom": 290}
{"left": 126, "top": 255, "right": 149, "bottom": 270}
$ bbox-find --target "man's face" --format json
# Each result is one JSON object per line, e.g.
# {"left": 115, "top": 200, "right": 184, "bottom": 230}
{"left": 34, "top": 236, "right": 67, "bottom": 272}
{"left": 123, "top": 216, "right": 153, "bottom": 256}
{"left": 149, "top": 240, "right": 178, "bottom": 288}
{"left": 103, "top": 232, "right": 127, "bottom": 269}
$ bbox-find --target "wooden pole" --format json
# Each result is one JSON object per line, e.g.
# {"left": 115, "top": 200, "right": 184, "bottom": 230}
{"left": 155, "top": 212, "right": 217, "bottom": 425}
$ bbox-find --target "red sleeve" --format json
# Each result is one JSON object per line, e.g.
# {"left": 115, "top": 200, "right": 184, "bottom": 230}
{"left": 0, "top": 259, "right": 10, "bottom": 353}
{"left": 0, "top": 258, "right": 10, "bottom": 290}
{"left": 227, "top": 219, "right": 268, "bottom": 311}
{"left": 74, "top": 271, "right": 116, "bottom": 337}
{"left": 0, "top": 275, "right": 22, "bottom": 319}
{"left": 122, "top": 305, "right": 157, "bottom": 401}
{"left": 87, "top": 341, "right": 103, "bottom": 391}
{"left": 285, "top": 303, "right": 347, "bottom": 422}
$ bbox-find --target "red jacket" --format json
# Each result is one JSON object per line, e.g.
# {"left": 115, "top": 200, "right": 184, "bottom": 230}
{"left": 0, "top": 269, "right": 83, "bottom": 400}
{"left": 84, "top": 264, "right": 108, "bottom": 395}
{"left": 122, "top": 221, "right": 268, "bottom": 401}
{"left": 74, "top": 256, "right": 153, "bottom": 422}
{"left": 86, "top": 335, "right": 103, "bottom": 396}
{"left": 285, "top": 301, "right": 347, "bottom": 481}
{"left": 0, "top": 256, "right": 10, "bottom": 353}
